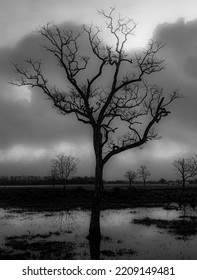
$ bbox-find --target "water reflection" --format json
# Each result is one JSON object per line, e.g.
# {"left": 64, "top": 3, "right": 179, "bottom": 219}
{"left": 55, "top": 210, "right": 79, "bottom": 233}
{"left": 0, "top": 206, "right": 197, "bottom": 259}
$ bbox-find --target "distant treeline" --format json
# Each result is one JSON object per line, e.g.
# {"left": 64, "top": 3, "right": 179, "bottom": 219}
{"left": 0, "top": 175, "right": 151, "bottom": 186}
{"left": 0, "top": 175, "right": 96, "bottom": 186}
{"left": 0, "top": 175, "right": 196, "bottom": 186}
{"left": 0, "top": 175, "right": 148, "bottom": 186}
{"left": 0, "top": 175, "right": 137, "bottom": 186}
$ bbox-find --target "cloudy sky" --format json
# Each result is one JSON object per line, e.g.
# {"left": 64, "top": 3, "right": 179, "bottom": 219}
{"left": 1, "top": 0, "right": 197, "bottom": 180}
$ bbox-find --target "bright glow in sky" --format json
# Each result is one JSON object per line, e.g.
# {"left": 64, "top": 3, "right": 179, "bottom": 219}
{"left": 1, "top": 0, "right": 197, "bottom": 48}
{"left": 0, "top": 145, "right": 47, "bottom": 163}
{"left": 9, "top": 86, "right": 32, "bottom": 103}
{"left": 149, "top": 141, "right": 188, "bottom": 160}
{"left": 53, "top": 141, "right": 93, "bottom": 159}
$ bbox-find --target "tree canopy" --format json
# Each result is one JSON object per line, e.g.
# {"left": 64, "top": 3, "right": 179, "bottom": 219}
{"left": 12, "top": 7, "right": 180, "bottom": 167}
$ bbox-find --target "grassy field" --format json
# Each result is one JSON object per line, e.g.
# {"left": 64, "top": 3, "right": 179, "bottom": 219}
{"left": 0, "top": 184, "right": 197, "bottom": 211}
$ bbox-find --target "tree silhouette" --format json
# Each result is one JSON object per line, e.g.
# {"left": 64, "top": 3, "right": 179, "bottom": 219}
{"left": 11, "top": 7, "right": 180, "bottom": 257}
{"left": 50, "top": 154, "right": 79, "bottom": 190}
{"left": 125, "top": 170, "right": 137, "bottom": 191}
{"left": 172, "top": 156, "right": 197, "bottom": 188}
{"left": 49, "top": 166, "right": 58, "bottom": 188}
{"left": 138, "top": 165, "right": 151, "bottom": 187}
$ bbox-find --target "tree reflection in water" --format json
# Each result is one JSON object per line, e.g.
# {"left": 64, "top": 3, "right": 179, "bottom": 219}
{"left": 87, "top": 234, "right": 101, "bottom": 260}
{"left": 55, "top": 210, "right": 101, "bottom": 259}
{"left": 56, "top": 210, "right": 78, "bottom": 233}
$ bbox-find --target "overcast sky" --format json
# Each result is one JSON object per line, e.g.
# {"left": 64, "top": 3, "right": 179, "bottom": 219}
{"left": 1, "top": 0, "right": 197, "bottom": 180}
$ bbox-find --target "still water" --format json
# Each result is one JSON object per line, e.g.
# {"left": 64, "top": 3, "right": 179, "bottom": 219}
{"left": 0, "top": 206, "right": 197, "bottom": 259}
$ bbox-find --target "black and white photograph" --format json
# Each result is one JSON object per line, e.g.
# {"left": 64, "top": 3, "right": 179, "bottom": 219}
{"left": 0, "top": 0, "right": 197, "bottom": 260}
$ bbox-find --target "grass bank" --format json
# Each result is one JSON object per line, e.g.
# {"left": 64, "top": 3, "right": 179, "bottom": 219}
{"left": 0, "top": 185, "right": 197, "bottom": 211}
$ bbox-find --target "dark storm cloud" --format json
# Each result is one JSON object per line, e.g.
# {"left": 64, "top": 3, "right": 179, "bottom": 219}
{"left": 151, "top": 18, "right": 197, "bottom": 145}
{"left": 153, "top": 18, "right": 197, "bottom": 75}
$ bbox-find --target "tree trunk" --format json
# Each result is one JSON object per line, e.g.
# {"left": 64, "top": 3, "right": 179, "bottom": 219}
{"left": 182, "top": 178, "right": 186, "bottom": 188}
{"left": 88, "top": 159, "right": 103, "bottom": 230}
{"left": 63, "top": 177, "right": 67, "bottom": 191}
{"left": 143, "top": 179, "right": 146, "bottom": 187}
{"left": 88, "top": 233, "right": 101, "bottom": 260}
{"left": 128, "top": 180, "right": 131, "bottom": 191}
{"left": 87, "top": 128, "right": 103, "bottom": 259}
{"left": 87, "top": 160, "right": 103, "bottom": 259}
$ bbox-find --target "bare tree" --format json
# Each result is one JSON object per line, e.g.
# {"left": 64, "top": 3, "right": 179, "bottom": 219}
{"left": 11, "top": 7, "right": 180, "bottom": 248}
{"left": 172, "top": 156, "right": 197, "bottom": 188}
{"left": 49, "top": 165, "right": 58, "bottom": 188}
{"left": 125, "top": 170, "right": 137, "bottom": 191}
{"left": 138, "top": 165, "right": 151, "bottom": 187}
{"left": 50, "top": 154, "right": 79, "bottom": 190}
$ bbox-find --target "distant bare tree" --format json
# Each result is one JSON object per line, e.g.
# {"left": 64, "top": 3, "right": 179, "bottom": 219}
{"left": 49, "top": 164, "right": 59, "bottom": 188}
{"left": 158, "top": 178, "right": 167, "bottom": 184}
{"left": 125, "top": 170, "right": 137, "bottom": 191}
{"left": 11, "top": 6, "right": 180, "bottom": 254}
{"left": 51, "top": 154, "right": 79, "bottom": 190}
{"left": 172, "top": 156, "right": 197, "bottom": 188}
{"left": 138, "top": 165, "right": 151, "bottom": 187}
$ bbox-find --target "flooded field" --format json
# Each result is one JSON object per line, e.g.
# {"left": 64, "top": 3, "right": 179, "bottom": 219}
{"left": 0, "top": 205, "right": 197, "bottom": 259}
